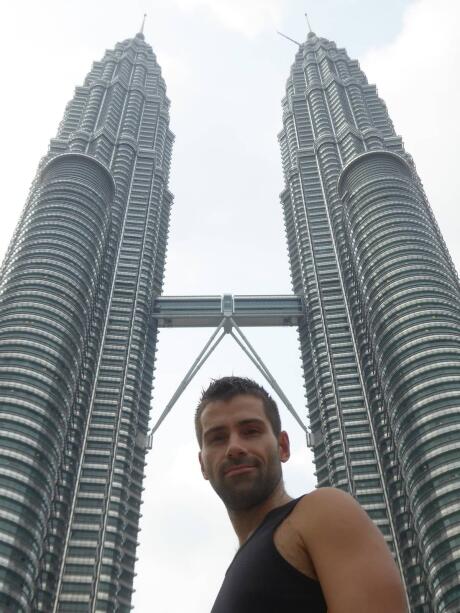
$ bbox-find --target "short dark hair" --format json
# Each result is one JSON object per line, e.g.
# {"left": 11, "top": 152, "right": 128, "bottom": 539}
{"left": 195, "top": 376, "right": 281, "bottom": 446}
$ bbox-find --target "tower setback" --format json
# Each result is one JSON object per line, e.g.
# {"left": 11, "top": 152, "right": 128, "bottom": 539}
{"left": 279, "top": 31, "right": 460, "bottom": 612}
{"left": 0, "top": 31, "right": 173, "bottom": 612}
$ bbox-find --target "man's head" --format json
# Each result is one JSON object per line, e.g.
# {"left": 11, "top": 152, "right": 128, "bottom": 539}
{"left": 196, "top": 376, "right": 290, "bottom": 512}
{"left": 195, "top": 376, "right": 281, "bottom": 444}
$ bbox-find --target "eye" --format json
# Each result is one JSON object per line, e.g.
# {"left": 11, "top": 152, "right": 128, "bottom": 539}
{"left": 243, "top": 427, "right": 260, "bottom": 436}
{"left": 209, "top": 434, "right": 226, "bottom": 445}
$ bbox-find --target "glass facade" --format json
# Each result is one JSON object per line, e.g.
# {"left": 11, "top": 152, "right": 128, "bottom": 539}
{"left": 279, "top": 31, "right": 460, "bottom": 612}
{"left": 0, "top": 32, "right": 173, "bottom": 611}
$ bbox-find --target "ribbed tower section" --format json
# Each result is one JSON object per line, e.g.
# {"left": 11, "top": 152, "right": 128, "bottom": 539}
{"left": 0, "top": 32, "right": 173, "bottom": 612}
{"left": 279, "top": 32, "right": 460, "bottom": 612}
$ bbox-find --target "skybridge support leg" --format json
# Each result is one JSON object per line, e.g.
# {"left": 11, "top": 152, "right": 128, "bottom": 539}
{"left": 147, "top": 316, "right": 312, "bottom": 449}
{"left": 229, "top": 318, "right": 312, "bottom": 447}
{"left": 147, "top": 320, "right": 226, "bottom": 448}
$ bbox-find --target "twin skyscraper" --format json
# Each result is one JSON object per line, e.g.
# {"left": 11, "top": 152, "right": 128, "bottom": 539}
{"left": 0, "top": 26, "right": 458, "bottom": 613}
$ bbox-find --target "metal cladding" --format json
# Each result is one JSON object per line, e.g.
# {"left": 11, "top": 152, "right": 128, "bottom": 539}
{"left": 0, "top": 154, "right": 113, "bottom": 612}
{"left": 339, "top": 151, "right": 460, "bottom": 612}
{"left": 279, "top": 32, "right": 460, "bottom": 612}
{"left": 0, "top": 32, "right": 173, "bottom": 611}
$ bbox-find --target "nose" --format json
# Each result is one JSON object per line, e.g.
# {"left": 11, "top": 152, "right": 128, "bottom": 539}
{"left": 226, "top": 432, "right": 247, "bottom": 459}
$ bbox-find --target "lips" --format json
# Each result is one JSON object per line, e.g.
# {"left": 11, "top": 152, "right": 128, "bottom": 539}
{"left": 224, "top": 464, "right": 256, "bottom": 477}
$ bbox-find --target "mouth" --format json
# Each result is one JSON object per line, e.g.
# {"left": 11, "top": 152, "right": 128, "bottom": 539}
{"left": 224, "top": 465, "right": 256, "bottom": 477}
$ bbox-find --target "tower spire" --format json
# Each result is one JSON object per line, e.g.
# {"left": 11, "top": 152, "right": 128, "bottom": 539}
{"left": 305, "top": 12, "right": 312, "bottom": 33}
{"left": 140, "top": 13, "right": 147, "bottom": 34}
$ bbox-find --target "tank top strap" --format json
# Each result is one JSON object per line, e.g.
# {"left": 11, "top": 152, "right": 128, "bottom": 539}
{"left": 258, "top": 496, "right": 305, "bottom": 534}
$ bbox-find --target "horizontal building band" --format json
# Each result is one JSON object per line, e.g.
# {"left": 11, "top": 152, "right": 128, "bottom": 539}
{"left": 152, "top": 294, "right": 305, "bottom": 327}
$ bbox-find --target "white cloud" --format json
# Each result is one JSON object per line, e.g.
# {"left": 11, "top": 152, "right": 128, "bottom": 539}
{"left": 361, "top": 0, "right": 460, "bottom": 270}
{"left": 173, "top": 0, "right": 285, "bottom": 37}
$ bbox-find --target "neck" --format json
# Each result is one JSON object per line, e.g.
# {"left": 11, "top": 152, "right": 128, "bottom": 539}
{"left": 227, "top": 481, "right": 292, "bottom": 545}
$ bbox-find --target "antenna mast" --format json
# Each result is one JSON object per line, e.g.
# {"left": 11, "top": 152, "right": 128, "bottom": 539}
{"left": 276, "top": 31, "right": 301, "bottom": 47}
{"left": 140, "top": 13, "right": 147, "bottom": 34}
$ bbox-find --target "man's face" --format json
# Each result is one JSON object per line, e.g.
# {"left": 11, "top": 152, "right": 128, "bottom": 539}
{"left": 198, "top": 394, "right": 290, "bottom": 511}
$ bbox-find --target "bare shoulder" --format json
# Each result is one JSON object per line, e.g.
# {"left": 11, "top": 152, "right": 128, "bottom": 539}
{"left": 290, "top": 488, "right": 408, "bottom": 612}
{"left": 291, "top": 487, "right": 388, "bottom": 556}
{"left": 300, "top": 486, "right": 357, "bottom": 507}
{"left": 292, "top": 487, "right": 368, "bottom": 532}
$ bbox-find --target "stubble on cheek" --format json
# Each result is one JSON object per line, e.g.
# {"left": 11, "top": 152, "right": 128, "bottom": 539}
{"left": 210, "top": 452, "right": 282, "bottom": 512}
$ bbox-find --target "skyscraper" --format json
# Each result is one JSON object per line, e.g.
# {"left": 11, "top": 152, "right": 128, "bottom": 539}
{"left": 279, "top": 31, "right": 460, "bottom": 612}
{"left": 0, "top": 30, "right": 173, "bottom": 611}
{"left": 1, "top": 19, "right": 459, "bottom": 613}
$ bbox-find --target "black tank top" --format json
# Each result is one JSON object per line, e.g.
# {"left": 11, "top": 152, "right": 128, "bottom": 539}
{"left": 211, "top": 497, "right": 327, "bottom": 612}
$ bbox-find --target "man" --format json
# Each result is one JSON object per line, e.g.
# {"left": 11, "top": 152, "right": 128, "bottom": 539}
{"left": 196, "top": 376, "right": 407, "bottom": 613}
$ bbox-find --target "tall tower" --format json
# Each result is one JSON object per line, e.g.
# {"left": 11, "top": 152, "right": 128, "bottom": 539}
{"left": 279, "top": 31, "right": 460, "bottom": 612}
{"left": 0, "top": 30, "right": 173, "bottom": 612}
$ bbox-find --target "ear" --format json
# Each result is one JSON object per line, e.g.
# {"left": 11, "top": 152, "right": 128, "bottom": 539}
{"left": 278, "top": 431, "right": 290, "bottom": 463}
{"left": 198, "top": 451, "right": 209, "bottom": 480}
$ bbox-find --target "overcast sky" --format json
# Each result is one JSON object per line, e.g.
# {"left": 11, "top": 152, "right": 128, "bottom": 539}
{"left": 0, "top": 1, "right": 459, "bottom": 611}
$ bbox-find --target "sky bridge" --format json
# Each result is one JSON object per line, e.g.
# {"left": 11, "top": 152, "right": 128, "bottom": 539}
{"left": 152, "top": 294, "right": 305, "bottom": 328}
{"left": 148, "top": 294, "right": 311, "bottom": 448}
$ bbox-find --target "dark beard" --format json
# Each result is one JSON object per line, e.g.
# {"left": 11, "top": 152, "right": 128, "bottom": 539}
{"left": 210, "top": 450, "right": 282, "bottom": 512}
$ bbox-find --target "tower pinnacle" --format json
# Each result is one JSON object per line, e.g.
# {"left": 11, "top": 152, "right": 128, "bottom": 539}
{"left": 136, "top": 13, "right": 147, "bottom": 38}
{"left": 305, "top": 12, "right": 316, "bottom": 39}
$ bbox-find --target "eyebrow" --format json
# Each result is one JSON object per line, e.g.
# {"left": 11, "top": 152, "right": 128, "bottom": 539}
{"left": 203, "top": 418, "right": 266, "bottom": 439}
{"left": 237, "top": 418, "right": 266, "bottom": 428}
